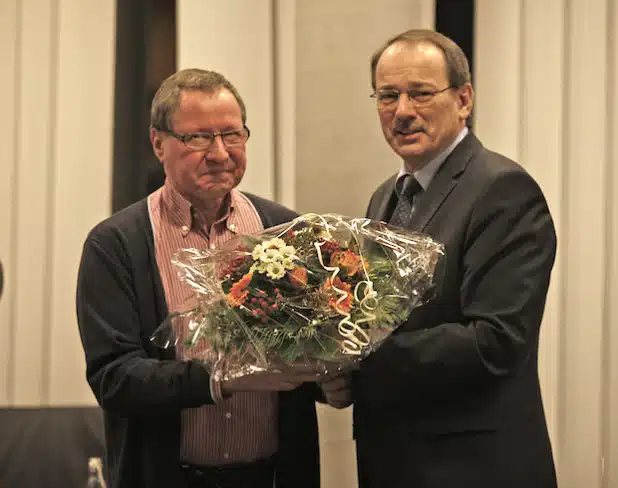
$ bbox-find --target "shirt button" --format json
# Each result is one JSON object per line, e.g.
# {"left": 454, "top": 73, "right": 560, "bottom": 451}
{"left": 229, "top": 224, "right": 236, "bottom": 232}
{"left": 225, "top": 412, "right": 232, "bottom": 419}
{"left": 181, "top": 225, "right": 189, "bottom": 232}
{"left": 210, "top": 243, "right": 216, "bottom": 249}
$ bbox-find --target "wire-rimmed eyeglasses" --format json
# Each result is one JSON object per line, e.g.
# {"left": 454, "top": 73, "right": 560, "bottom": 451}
{"left": 158, "top": 126, "right": 251, "bottom": 151}
{"left": 370, "top": 86, "right": 452, "bottom": 109}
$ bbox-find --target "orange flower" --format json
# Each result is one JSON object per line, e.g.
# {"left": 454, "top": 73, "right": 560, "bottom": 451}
{"left": 226, "top": 272, "right": 252, "bottom": 307}
{"left": 236, "top": 272, "right": 253, "bottom": 288}
{"left": 289, "top": 267, "right": 308, "bottom": 289}
{"left": 330, "top": 250, "right": 365, "bottom": 276}
{"left": 322, "top": 276, "right": 353, "bottom": 314}
{"left": 226, "top": 289, "right": 249, "bottom": 307}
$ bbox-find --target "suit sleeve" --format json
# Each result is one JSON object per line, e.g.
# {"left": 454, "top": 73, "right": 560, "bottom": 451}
{"left": 363, "top": 170, "right": 557, "bottom": 394}
{"left": 76, "top": 232, "right": 215, "bottom": 417}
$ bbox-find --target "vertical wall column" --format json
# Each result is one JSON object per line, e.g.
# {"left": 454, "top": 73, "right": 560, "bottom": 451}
{"left": 0, "top": 0, "right": 116, "bottom": 407}
{"left": 475, "top": 1, "right": 618, "bottom": 486}
{"left": 273, "top": 0, "right": 297, "bottom": 209}
{"left": 561, "top": 1, "right": 609, "bottom": 486}
{"left": 605, "top": 4, "right": 618, "bottom": 487}
{"left": 0, "top": 0, "right": 20, "bottom": 407}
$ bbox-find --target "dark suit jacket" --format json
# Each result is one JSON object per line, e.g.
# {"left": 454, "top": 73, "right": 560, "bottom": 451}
{"left": 354, "top": 133, "right": 557, "bottom": 488}
{"left": 76, "top": 194, "right": 320, "bottom": 488}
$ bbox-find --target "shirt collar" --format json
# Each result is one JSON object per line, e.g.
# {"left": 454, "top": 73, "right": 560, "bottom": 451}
{"left": 160, "top": 181, "right": 241, "bottom": 237}
{"left": 397, "top": 126, "right": 468, "bottom": 190}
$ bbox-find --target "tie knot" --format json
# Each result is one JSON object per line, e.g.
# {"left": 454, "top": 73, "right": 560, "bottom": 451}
{"left": 397, "top": 174, "right": 422, "bottom": 200}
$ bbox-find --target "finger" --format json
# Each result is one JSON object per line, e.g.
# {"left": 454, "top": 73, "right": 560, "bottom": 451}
{"left": 324, "top": 391, "right": 353, "bottom": 408}
{"left": 282, "top": 363, "right": 325, "bottom": 376}
{"left": 326, "top": 393, "right": 351, "bottom": 404}
{"left": 290, "top": 373, "right": 323, "bottom": 383}
{"left": 321, "top": 376, "right": 349, "bottom": 392}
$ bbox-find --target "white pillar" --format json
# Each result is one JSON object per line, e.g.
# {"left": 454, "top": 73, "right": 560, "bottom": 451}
{"left": 0, "top": 0, "right": 20, "bottom": 407}
{"left": 518, "top": 0, "right": 566, "bottom": 467}
{"left": 474, "top": 0, "right": 522, "bottom": 162}
{"left": 475, "top": 1, "right": 618, "bottom": 486}
{"left": 48, "top": 0, "right": 116, "bottom": 406}
{"left": 274, "top": 0, "right": 297, "bottom": 209}
{"left": 605, "top": 4, "right": 618, "bottom": 486}
{"left": 560, "top": 0, "right": 609, "bottom": 485}
{"left": 0, "top": 0, "right": 115, "bottom": 407}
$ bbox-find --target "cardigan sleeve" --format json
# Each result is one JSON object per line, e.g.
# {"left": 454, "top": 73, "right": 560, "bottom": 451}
{"left": 76, "top": 225, "right": 215, "bottom": 417}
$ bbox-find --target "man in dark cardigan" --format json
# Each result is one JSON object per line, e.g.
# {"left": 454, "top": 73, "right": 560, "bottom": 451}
{"left": 76, "top": 69, "right": 323, "bottom": 488}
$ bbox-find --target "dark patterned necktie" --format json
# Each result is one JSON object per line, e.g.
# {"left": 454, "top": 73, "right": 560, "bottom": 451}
{"left": 389, "top": 174, "right": 423, "bottom": 228}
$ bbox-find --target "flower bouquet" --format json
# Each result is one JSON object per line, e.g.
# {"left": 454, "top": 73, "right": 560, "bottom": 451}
{"left": 152, "top": 214, "right": 444, "bottom": 381}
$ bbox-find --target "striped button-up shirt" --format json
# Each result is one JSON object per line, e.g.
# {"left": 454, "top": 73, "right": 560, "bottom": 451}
{"left": 148, "top": 182, "right": 278, "bottom": 466}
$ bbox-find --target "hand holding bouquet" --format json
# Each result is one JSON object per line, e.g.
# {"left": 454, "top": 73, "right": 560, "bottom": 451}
{"left": 152, "top": 214, "right": 444, "bottom": 382}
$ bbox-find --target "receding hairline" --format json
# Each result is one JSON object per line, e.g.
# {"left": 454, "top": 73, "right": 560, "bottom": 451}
{"left": 379, "top": 40, "right": 449, "bottom": 64}
{"left": 168, "top": 87, "right": 244, "bottom": 126}
{"left": 370, "top": 29, "right": 471, "bottom": 90}
{"left": 374, "top": 40, "right": 450, "bottom": 80}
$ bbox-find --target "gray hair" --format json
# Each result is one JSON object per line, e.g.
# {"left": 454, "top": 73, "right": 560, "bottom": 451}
{"left": 150, "top": 68, "right": 247, "bottom": 131}
{"left": 370, "top": 29, "right": 471, "bottom": 90}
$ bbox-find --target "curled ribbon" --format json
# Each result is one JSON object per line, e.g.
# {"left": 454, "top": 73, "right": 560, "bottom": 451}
{"left": 277, "top": 213, "right": 382, "bottom": 354}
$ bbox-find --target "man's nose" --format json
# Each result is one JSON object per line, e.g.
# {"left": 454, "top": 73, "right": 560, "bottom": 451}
{"left": 394, "top": 93, "right": 419, "bottom": 118}
{"left": 206, "top": 135, "right": 229, "bottom": 161}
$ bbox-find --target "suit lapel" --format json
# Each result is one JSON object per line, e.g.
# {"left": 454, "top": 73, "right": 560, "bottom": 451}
{"left": 407, "top": 133, "right": 482, "bottom": 231}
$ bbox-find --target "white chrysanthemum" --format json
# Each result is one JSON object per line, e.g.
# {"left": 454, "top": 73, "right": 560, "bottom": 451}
{"left": 265, "top": 262, "right": 286, "bottom": 280}
{"left": 266, "top": 237, "right": 286, "bottom": 249}
{"left": 280, "top": 245, "right": 296, "bottom": 258}
{"left": 250, "top": 262, "right": 267, "bottom": 274}
{"left": 251, "top": 243, "right": 264, "bottom": 260}
{"left": 260, "top": 247, "right": 282, "bottom": 263}
{"left": 282, "top": 257, "right": 296, "bottom": 270}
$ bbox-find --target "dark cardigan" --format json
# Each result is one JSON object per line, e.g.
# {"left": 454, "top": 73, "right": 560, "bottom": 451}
{"left": 76, "top": 193, "right": 320, "bottom": 488}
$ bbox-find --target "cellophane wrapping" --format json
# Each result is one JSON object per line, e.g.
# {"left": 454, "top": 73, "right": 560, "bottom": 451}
{"left": 151, "top": 214, "right": 445, "bottom": 382}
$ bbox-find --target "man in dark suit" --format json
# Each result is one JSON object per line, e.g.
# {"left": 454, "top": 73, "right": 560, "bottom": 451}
{"left": 348, "top": 29, "right": 558, "bottom": 488}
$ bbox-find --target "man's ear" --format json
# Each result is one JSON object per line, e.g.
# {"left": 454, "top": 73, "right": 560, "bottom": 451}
{"left": 150, "top": 127, "right": 165, "bottom": 161}
{"left": 457, "top": 83, "right": 474, "bottom": 121}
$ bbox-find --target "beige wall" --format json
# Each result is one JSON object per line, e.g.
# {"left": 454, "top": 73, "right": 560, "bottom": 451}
{"left": 1, "top": 0, "right": 616, "bottom": 486}
{"left": 293, "top": 2, "right": 435, "bottom": 487}
{"left": 0, "top": 0, "right": 116, "bottom": 407}
{"left": 294, "top": 0, "right": 435, "bottom": 218}
{"left": 475, "top": 0, "right": 618, "bottom": 486}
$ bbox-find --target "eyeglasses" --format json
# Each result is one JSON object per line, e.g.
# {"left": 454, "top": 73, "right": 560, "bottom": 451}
{"left": 370, "top": 86, "right": 453, "bottom": 109}
{"left": 160, "top": 126, "right": 251, "bottom": 151}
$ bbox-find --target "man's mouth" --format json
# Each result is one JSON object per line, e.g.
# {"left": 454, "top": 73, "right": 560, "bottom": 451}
{"left": 197, "top": 169, "right": 231, "bottom": 178}
{"left": 394, "top": 127, "right": 424, "bottom": 137}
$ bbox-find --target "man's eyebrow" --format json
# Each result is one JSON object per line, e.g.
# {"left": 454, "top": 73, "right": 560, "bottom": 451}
{"left": 376, "top": 81, "right": 437, "bottom": 90}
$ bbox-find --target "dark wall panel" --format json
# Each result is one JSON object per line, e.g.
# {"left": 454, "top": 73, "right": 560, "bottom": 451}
{"left": 112, "top": 0, "right": 176, "bottom": 213}
{"left": 435, "top": 0, "right": 475, "bottom": 128}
